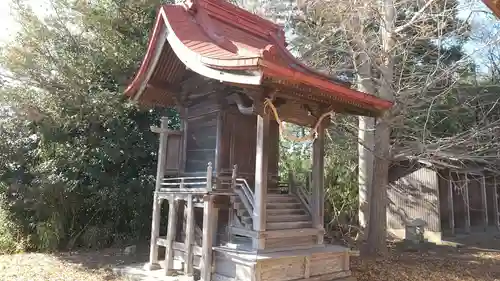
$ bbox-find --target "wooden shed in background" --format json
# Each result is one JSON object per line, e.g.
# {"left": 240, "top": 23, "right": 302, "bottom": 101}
{"left": 387, "top": 158, "right": 500, "bottom": 243}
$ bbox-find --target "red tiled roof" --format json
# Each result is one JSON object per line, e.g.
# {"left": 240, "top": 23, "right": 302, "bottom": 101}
{"left": 125, "top": 0, "right": 393, "bottom": 117}
{"left": 483, "top": 0, "right": 500, "bottom": 17}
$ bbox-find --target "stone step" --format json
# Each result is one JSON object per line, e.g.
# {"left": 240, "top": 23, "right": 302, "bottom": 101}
{"left": 235, "top": 208, "right": 307, "bottom": 218}
{"left": 266, "top": 221, "right": 313, "bottom": 230}
{"left": 239, "top": 213, "right": 311, "bottom": 225}
{"left": 233, "top": 201, "right": 303, "bottom": 211}
{"left": 232, "top": 195, "right": 298, "bottom": 203}
{"left": 266, "top": 208, "right": 307, "bottom": 216}
{"left": 265, "top": 195, "right": 299, "bottom": 203}
{"left": 267, "top": 214, "right": 311, "bottom": 222}
{"left": 266, "top": 202, "right": 303, "bottom": 209}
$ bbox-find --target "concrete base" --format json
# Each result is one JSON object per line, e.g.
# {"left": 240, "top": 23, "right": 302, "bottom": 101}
{"left": 113, "top": 260, "right": 195, "bottom": 281}
{"left": 388, "top": 228, "right": 442, "bottom": 244}
{"left": 144, "top": 262, "right": 162, "bottom": 271}
{"left": 117, "top": 245, "right": 355, "bottom": 281}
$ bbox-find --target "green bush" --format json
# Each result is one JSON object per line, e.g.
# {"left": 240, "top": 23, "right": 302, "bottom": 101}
{"left": 0, "top": 197, "right": 26, "bottom": 254}
{"left": 0, "top": 0, "right": 177, "bottom": 251}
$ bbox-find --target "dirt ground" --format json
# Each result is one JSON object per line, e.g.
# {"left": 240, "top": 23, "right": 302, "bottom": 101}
{"left": 0, "top": 235, "right": 499, "bottom": 281}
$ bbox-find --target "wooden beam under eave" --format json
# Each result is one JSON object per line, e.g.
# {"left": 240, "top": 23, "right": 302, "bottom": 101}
{"left": 136, "top": 88, "right": 176, "bottom": 107}
{"left": 148, "top": 79, "right": 181, "bottom": 93}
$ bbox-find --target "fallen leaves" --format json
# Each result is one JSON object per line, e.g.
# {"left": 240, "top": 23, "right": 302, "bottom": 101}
{"left": 351, "top": 245, "right": 500, "bottom": 281}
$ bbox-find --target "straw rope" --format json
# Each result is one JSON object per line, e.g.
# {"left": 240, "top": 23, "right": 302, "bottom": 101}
{"left": 263, "top": 98, "right": 333, "bottom": 142}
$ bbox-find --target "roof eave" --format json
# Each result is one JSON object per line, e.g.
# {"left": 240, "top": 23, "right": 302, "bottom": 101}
{"left": 125, "top": 5, "right": 265, "bottom": 105}
{"left": 259, "top": 59, "right": 393, "bottom": 116}
{"left": 483, "top": 0, "right": 500, "bottom": 17}
{"left": 124, "top": 7, "right": 167, "bottom": 101}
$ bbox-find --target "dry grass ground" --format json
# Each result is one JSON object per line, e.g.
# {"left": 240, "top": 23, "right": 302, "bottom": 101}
{"left": 0, "top": 253, "right": 122, "bottom": 281}
{"left": 0, "top": 237, "right": 499, "bottom": 281}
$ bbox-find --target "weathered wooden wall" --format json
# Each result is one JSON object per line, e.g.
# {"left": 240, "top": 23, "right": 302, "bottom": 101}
{"left": 184, "top": 100, "right": 220, "bottom": 173}
{"left": 176, "top": 98, "right": 280, "bottom": 187}
{"left": 387, "top": 162, "right": 441, "bottom": 242}
{"left": 438, "top": 170, "right": 498, "bottom": 233}
{"left": 213, "top": 246, "right": 351, "bottom": 281}
{"left": 165, "top": 132, "right": 183, "bottom": 175}
{"left": 390, "top": 162, "right": 500, "bottom": 240}
{"left": 218, "top": 105, "right": 280, "bottom": 189}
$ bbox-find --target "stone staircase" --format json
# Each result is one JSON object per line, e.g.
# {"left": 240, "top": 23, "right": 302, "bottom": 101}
{"left": 232, "top": 193, "right": 312, "bottom": 230}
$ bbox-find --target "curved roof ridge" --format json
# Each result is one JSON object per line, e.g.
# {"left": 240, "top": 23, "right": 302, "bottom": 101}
{"left": 124, "top": 0, "right": 393, "bottom": 117}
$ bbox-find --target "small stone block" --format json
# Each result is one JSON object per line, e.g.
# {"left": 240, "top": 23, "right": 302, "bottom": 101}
{"left": 124, "top": 245, "right": 137, "bottom": 256}
{"left": 143, "top": 262, "right": 161, "bottom": 271}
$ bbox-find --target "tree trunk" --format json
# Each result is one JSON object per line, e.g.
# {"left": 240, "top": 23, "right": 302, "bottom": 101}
{"left": 357, "top": 116, "right": 374, "bottom": 241}
{"left": 365, "top": 118, "right": 390, "bottom": 256}
{"left": 363, "top": 0, "right": 396, "bottom": 256}
{"left": 352, "top": 9, "right": 378, "bottom": 243}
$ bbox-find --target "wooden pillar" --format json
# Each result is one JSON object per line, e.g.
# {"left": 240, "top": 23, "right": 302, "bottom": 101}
{"left": 146, "top": 116, "right": 169, "bottom": 270}
{"left": 179, "top": 108, "right": 187, "bottom": 174}
{"left": 481, "top": 175, "right": 488, "bottom": 230}
{"left": 494, "top": 176, "right": 500, "bottom": 231}
{"left": 184, "top": 195, "right": 195, "bottom": 276}
{"left": 447, "top": 170, "right": 455, "bottom": 236}
{"left": 253, "top": 113, "right": 269, "bottom": 237}
{"left": 201, "top": 195, "right": 216, "bottom": 281}
{"left": 165, "top": 197, "right": 178, "bottom": 275}
{"left": 464, "top": 173, "right": 471, "bottom": 234}
{"left": 312, "top": 119, "right": 326, "bottom": 244}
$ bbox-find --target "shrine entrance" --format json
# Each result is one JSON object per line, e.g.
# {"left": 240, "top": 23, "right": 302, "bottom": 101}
{"left": 124, "top": 0, "right": 392, "bottom": 280}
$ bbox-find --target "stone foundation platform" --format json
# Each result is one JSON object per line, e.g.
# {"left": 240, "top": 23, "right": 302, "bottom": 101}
{"left": 213, "top": 244, "right": 354, "bottom": 281}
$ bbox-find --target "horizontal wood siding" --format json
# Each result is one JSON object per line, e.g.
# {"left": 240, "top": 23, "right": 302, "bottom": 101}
{"left": 309, "top": 252, "right": 346, "bottom": 276}
{"left": 260, "top": 256, "right": 305, "bottom": 281}
{"left": 265, "top": 235, "right": 316, "bottom": 249}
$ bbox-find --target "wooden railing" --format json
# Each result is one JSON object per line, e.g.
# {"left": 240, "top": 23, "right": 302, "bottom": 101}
{"left": 229, "top": 165, "right": 255, "bottom": 217}
{"left": 159, "top": 163, "right": 213, "bottom": 193}
{"left": 289, "top": 171, "right": 312, "bottom": 216}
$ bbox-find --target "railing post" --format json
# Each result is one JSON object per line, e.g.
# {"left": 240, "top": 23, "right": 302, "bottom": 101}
{"left": 145, "top": 116, "right": 169, "bottom": 271}
{"left": 228, "top": 165, "right": 237, "bottom": 242}
{"left": 207, "top": 162, "right": 213, "bottom": 192}
{"left": 184, "top": 194, "right": 195, "bottom": 276}
{"left": 288, "top": 172, "right": 296, "bottom": 195}
{"left": 231, "top": 165, "right": 238, "bottom": 189}
{"left": 201, "top": 195, "right": 215, "bottom": 281}
{"left": 165, "top": 197, "right": 178, "bottom": 276}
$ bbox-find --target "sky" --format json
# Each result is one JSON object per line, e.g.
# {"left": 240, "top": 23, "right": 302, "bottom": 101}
{"left": 0, "top": 0, "right": 498, "bottom": 61}
{"left": 0, "top": 1, "right": 17, "bottom": 43}
{"left": 0, "top": 0, "right": 49, "bottom": 44}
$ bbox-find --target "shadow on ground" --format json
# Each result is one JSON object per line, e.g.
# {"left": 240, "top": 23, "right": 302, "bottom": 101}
{"left": 352, "top": 233, "right": 500, "bottom": 281}
{"left": 54, "top": 233, "right": 500, "bottom": 281}
{"left": 54, "top": 242, "right": 152, "bottom": 270}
